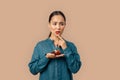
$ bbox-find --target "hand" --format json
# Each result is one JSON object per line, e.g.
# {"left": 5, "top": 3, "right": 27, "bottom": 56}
{"left": 57, "top": 35, "right": 67, "bottom": 50}
{"left": 46, "top": 53, "right": 56, "bottom": 59}
{"left": 46, "top": 52, "right": 65, "bottom": 59}
{"left": 51, "top": 50, "right": 64, "bottom": 57}
{"left": 55, "top": 54, "right": 64, "bottom": 58}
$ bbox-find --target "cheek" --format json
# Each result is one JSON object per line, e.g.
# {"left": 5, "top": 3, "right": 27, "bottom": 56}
{"left": 51, "top": 26, "right": 56, "bottom": 30}
{"left": 50, "top": 25, "right": 56, "bottom": 32}
{"left": 61, "top": 26, "right": 65, "bottom": 30}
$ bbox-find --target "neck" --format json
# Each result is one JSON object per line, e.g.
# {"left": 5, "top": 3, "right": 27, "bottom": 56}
{"left": 49, "top": 33, "right": 59, "bottom": 42}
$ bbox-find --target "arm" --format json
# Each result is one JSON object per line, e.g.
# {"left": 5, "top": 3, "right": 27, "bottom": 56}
{"left": 28, "top": 44, "right": 50, "bottom": 75}
{"left": 63, "top": 42, "right": 82, "bottom": 73}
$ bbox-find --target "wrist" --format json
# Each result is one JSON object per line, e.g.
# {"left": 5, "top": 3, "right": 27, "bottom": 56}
{"left": 45, "top": 54, "right": 49, "bottom": 58}
{"left": 62, "top": 45, "right": 67, "bottom": 50}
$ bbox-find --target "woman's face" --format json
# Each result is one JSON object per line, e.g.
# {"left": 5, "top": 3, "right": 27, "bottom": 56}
{"left": 49, "top": 15, "right": 66, "bottom": 36}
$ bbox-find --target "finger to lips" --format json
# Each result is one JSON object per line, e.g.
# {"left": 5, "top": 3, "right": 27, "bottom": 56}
{"left": 57, "top": 35, "right": 64, "bottom": 41}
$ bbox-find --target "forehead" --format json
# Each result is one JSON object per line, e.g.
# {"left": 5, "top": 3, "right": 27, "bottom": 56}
{"left": 51, "top": 15, "right": 65, "bottom": 22}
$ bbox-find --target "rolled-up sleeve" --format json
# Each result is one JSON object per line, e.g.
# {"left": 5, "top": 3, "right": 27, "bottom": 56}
{"left": 63, "top": 42, "right": 82, "bottom": 73}
{"left": 28, "top": 44, "right": 50, "bottom": 75}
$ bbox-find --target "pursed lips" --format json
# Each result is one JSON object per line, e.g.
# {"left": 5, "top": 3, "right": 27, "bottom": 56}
{"left": 55, "top": 31, "right": 60, "bottom": 34}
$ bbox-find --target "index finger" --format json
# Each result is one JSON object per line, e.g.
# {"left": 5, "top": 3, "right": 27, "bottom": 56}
{"left": 57, "top": 35, "right": 64, "bottom": 41}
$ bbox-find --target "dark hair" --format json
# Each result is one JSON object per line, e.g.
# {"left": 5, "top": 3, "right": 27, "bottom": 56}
{"left": 48, "top": 11, "right": 66, "bottom": 37}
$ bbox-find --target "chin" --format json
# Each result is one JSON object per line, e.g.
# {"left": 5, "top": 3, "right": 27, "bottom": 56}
{"left": 56, "top": 34, "right": 61, "bottom": 36}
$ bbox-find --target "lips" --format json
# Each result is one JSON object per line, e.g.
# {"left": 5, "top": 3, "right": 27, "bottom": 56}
{"left": 55, "top": 31, "right": 60, "bottom": 34}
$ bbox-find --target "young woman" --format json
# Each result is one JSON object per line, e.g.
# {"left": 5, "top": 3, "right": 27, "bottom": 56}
{"left": 28, "top": 11, "right": 82, "bottom": 80}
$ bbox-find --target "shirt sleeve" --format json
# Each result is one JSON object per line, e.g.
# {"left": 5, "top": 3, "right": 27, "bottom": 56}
{"left": 28, "top": 44, "right": 50, "bottom": 75}
{"left": 63, "top": 42, "right": 82, "bottom": 74}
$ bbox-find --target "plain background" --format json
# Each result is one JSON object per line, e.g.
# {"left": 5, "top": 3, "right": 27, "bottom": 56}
{"left": 0, "top": 0, "right": 120, "bottom": 80}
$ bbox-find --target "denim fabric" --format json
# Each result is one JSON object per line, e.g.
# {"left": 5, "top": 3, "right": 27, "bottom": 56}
{"left": 28, "top": 38, "right": 82, "bottom": 80}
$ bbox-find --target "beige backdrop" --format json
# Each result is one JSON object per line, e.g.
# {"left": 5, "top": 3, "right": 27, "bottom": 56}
{"left": 0, "top": 0, "right": 120, "bottom": 80}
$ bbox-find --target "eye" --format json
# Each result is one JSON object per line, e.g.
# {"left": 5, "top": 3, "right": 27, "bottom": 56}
{"left": 52, "top": 22, "right": 57, "bottom": 26}
{"left": 60, "top": 22, "right": 65, "bottom": 26}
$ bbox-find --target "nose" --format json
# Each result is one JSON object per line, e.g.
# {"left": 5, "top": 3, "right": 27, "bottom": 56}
{"left": 56, "top": 24, "right": 60, "bottom": 29}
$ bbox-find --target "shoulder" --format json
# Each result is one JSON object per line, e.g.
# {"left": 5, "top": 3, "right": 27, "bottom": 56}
{"left": 65, "top": 39, "right": 76, "bottom": 48}
{"left": 35, "top": 38, "right": 48, "bottom": 48}
{"left": 65, "top": 40, "right": 78, "bottom": 52}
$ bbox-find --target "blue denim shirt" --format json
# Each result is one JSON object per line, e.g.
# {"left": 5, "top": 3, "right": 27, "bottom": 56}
{"left": 28, "top": 38, "right": 82, "bottom": 80}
